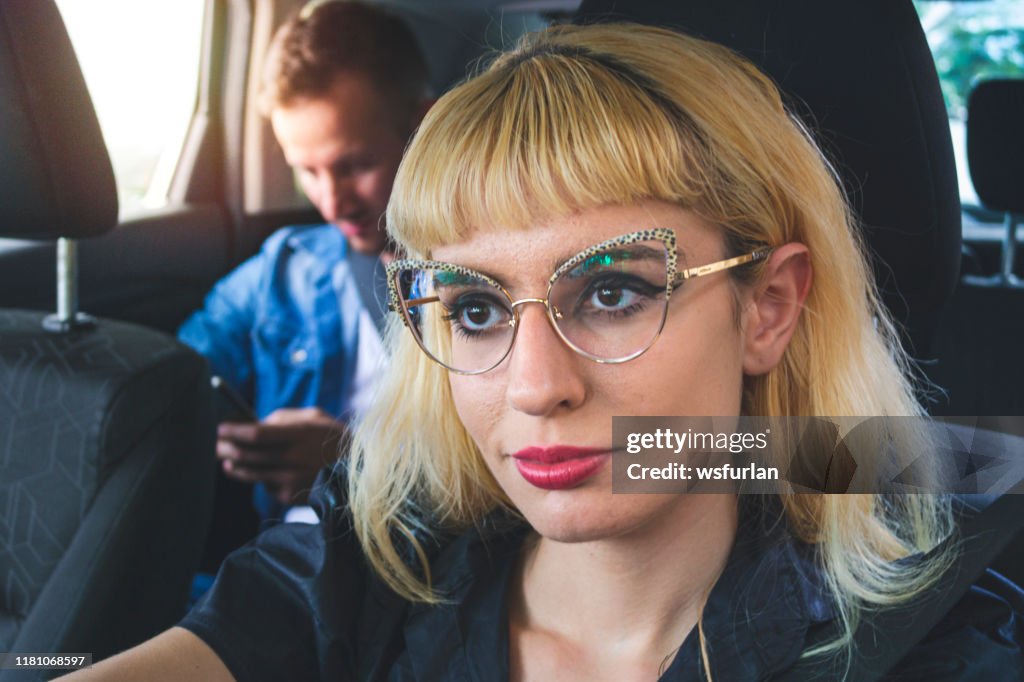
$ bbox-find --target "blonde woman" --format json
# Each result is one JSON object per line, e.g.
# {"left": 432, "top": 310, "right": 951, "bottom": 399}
{"left": 68, "top": 23, "right": 1021, "bottom": 682}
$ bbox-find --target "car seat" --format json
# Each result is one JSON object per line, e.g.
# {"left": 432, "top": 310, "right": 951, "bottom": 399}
{"left": 927, "top": 78, "right": 1024, "bottom": 416}
{"left": 0, "top": 0, "right": 216, "bottom": 674}
{"left": 966, "top": 78, "right": 1024, "bottom": 284}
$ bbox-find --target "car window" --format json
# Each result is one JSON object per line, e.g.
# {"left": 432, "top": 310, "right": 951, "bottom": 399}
{"left": 914, "top": 0, "right": 1024, "bottom": 210}
{"left": 56, "top": 0, "right": 207, "bottom": 218}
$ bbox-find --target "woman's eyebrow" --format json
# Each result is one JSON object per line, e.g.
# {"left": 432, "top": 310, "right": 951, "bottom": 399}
{"left": 432, "top": 241, "right": 683, "bottom": 288}
{"left": 550, "top": 243, "right": 684, "bottom": 274}
{"left": 433, "top": 270, "right": 480, "bottom": 287}
{"left": 433, "top": 266, "right": 510, "bottom": 289}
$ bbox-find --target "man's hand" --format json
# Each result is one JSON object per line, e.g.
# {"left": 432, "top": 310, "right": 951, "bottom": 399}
{"left": 216, "top": 407, "right": 345, "bottom": 506}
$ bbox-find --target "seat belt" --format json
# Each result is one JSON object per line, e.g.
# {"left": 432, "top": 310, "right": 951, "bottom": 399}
{"left": 776, "top": 494, "right": 1024, "bottom": 681}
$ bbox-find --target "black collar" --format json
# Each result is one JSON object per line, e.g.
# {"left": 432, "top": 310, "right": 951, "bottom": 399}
{"left": 399, "top": 500, "right": 836, "bottom": 681}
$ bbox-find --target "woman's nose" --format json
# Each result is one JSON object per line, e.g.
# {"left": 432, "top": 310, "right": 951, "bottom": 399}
{"left": 505, "top": 304, "right": 587, "bottom": 416}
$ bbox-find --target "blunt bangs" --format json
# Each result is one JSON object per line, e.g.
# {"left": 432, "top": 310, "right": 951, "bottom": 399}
{"left": 386, "top": 33, "right": 715, "bottom": 256}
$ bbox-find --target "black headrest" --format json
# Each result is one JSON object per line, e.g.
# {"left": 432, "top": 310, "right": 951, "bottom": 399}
{"left": 575, "top": 0, "right": 961, "bottom": 356}
{"left": 968, "top": 79, "right": 1024, "bottom": 214}
{"left": 0, "top": 0, "right": 118, "bottom": 240}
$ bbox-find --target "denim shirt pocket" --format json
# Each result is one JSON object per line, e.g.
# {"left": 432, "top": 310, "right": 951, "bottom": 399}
{"left": 251, "top": 317, "right": 322, "bottom": 415}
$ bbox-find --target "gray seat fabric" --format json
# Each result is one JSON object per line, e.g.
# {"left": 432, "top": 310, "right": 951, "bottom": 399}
{"left": 0, "top": 311, "right": 215, "bottom": 668}
{"left": 0, "top": 0, "right": 216, "bottom": 675}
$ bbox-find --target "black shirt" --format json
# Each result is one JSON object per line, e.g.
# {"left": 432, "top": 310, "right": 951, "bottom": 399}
{"left": 180, "top": 477, "right": 1024, "bottom": 681}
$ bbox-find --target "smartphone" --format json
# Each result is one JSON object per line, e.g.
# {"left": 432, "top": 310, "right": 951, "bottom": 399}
{"left": 210, "top": 375, "right": 258, "bottom": 422}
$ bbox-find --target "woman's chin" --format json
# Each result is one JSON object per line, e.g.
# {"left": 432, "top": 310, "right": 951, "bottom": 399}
{"left": 512, "top": 491, "right": 656, "bottom": 544}
{"left": 527, "top": 517, "right": 623, "bottom": 544}
{"left": 510, "top": 484, "right": 714, "bottom": 546}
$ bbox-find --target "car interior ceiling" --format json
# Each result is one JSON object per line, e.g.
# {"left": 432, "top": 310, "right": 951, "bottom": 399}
{"left": 0, "top": 0, "right": 1021, "bottom": 672}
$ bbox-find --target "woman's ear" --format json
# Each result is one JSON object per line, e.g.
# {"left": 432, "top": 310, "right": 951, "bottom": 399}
{"left": 742, "top": 243, "right": 812, "bottom": 375}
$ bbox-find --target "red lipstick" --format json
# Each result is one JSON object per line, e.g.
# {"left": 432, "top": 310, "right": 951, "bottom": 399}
{"left": 510, "top": 446, "right": 609, "bottom": 490}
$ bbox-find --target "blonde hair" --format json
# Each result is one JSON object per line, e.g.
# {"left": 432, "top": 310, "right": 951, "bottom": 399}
{"left": 347, "top": 22, "right": 952, "bottom": 673}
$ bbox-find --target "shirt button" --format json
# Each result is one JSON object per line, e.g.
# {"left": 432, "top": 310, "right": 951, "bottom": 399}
{"left": 291, "top": 348, "right": 308, "bottom": 364}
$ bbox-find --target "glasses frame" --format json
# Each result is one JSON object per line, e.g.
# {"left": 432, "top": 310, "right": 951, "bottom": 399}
{"left": 386, "top": 228, "right": 771, "bottom": 375}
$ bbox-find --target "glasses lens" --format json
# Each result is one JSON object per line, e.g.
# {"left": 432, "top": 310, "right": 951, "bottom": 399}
{"left": 548, "top": 239, "right": 670, "bottom": 361}
{"left": 395, "top": 266, "right": 515, "bottom": 373}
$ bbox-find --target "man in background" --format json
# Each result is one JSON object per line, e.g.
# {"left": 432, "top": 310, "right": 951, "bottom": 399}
{"left": 179, "top": 1, "right": 431, "bottom": 527}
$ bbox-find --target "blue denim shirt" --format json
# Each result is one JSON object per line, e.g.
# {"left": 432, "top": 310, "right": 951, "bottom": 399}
{"left": 179, "top": 224, "right": 366, "bottom": 420}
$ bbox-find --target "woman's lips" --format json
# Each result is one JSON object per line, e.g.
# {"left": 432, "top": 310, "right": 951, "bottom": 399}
{"left": 510, "top": 446, "right": 609, "bottom": 490}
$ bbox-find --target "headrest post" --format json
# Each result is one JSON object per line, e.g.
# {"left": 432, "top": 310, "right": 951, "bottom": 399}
{"left": 57, "top": 238, "right": 77, "bottom": 321}
{"left": 43, "top": 238, "right": 96, "bottom": 333}
{"left": 1000, "top": 213, "right": 1022, "bottom": 288}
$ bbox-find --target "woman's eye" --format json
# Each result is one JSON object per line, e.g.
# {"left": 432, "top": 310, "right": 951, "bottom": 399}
{"left": 577, "top": 275, "right": 659, "bottom": 315}
{"left": 590, "top": 286, "right": 638, "bottom": 311}
{"left": 461, "top": 303, "right": 496, "bottom": 329}
{"left": 444, "top": 297, "right": 509, "bottom": 335}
